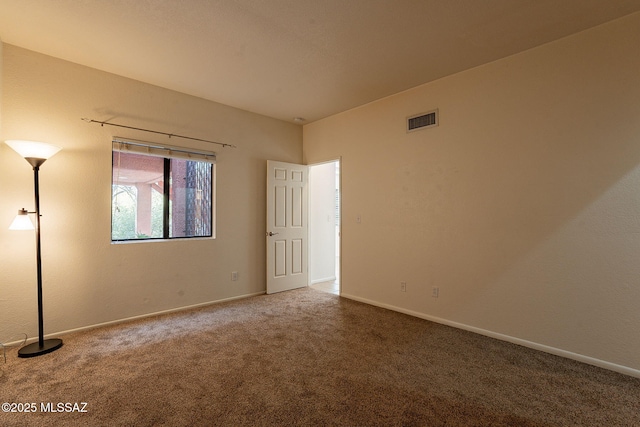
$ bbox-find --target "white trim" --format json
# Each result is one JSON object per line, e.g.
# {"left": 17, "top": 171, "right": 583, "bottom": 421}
{"left": 110, "top": 236, "right": 215, "bottom": 245}
{"left": 310, "top": 276, "right": 337, "bottom": 285}
{"left": 341, "top": 293, "right": 640, "bottom": 379}
{"left": 4, "top": 291, "right": 264, "bottom": 348}
{"left": 112, "top": 137, "right": 216, "bottom": 163}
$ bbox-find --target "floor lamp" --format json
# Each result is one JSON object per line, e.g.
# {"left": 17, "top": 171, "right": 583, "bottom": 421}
{"left": 6, "top": 140, "right": 64, "bottom": 358}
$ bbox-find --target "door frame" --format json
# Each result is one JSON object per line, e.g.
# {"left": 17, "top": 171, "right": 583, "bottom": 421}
{"left": 308, "top": 157, "right": 342, "bottom": 295}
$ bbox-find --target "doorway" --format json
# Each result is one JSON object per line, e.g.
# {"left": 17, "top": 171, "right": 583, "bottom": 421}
{"left": 309, "top": 160, "right": 341, "bottom": 295}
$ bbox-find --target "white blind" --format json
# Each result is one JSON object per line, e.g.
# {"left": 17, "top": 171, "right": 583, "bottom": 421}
{"left": 112, "top": 137, "right": 216, "bottom": 163}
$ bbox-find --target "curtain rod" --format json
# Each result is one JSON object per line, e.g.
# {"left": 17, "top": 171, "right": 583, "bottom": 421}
{"left": 81, "top": 118, "right": 236, "bottom": 148}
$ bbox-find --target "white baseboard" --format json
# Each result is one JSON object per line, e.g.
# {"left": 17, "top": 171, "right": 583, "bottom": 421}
{"left": 310, "top": 276, "right": 337, "bottom": 285}
{"left": 4, "top": 291, "right": 265, "bottom": 348}
{"left": 341, "top": 293, "right": 640, "bottom": 379}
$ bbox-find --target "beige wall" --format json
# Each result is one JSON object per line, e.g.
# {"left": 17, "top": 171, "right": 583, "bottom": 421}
{"left": 0, "top": 45, "right": 302, "bottom": 341}
{"left": 0, "top": 39, "right": 3, "bottom": 134}
{"left": 303, "top": 12, "right": 640, "bottom": 374}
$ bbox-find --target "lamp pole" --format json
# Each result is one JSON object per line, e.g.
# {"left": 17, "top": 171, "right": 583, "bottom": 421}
{"left": 32, "top": 160, "right": 46, "bottom": 351}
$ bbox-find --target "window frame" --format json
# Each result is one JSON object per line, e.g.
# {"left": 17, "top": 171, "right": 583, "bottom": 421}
{"left": 111, "top": 138, "right": 216, "bottom": 242}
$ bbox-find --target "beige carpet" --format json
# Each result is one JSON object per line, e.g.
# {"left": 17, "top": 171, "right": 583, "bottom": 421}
{"left": 1, "top": 287, "right": 639, "bottom": 426}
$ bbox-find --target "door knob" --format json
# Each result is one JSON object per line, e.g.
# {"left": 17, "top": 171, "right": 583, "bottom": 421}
{"left": 267, "top": 231, "right": 279, "bottom": 236}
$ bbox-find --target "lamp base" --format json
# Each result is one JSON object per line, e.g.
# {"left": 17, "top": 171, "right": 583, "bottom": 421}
{"left": 18, "top": 338, "right": 63, "bottom": 358}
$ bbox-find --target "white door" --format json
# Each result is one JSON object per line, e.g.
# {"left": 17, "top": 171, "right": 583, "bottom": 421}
{"left": 266, "top": 160, "right": 309, "bottom": 294}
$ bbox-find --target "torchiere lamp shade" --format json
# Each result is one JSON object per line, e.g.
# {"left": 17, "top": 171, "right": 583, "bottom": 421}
{"left": 5, "top": 140, "right": 62, "bottom": 161}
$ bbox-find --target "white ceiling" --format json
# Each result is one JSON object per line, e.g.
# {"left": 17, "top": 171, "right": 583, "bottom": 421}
{"left": 1, "top": 0, "right": 639, "bottom": 124}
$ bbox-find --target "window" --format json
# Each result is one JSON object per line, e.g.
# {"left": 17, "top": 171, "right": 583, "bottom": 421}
{"left": 111, "top": 139, "right": 215, "bottom": 241}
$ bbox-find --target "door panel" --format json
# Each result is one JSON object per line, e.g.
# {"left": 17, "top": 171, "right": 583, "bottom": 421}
{"left": 274, "top": 240, "right": 287, "bottom": 277}
{"left": 292, "top": 187, "right": 303, "bottom": 226}
{"left": 266, "top": 160, "right": 308, "bottom": 294}
{"left": 292, "top": 239, "right": 303, "bottom": 274}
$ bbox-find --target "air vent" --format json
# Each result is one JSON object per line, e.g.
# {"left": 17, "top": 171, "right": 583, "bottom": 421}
{"left": 407, "top": 110, "right": 438, "bottom": 132}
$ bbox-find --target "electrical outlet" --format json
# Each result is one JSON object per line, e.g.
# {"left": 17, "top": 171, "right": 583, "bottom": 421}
{"left": 400, "top": 281, "right": 407, "bottom": 292}
{"left": 432, "top": 286, "right": 439, "bottom": 298}
{"left": 231, "top": 271, "right": 238, "bottom": 281}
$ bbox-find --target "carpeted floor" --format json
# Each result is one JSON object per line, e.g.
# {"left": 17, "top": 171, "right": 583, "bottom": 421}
{"left": 1, "top": 287, "right": 639, "bottom": 426}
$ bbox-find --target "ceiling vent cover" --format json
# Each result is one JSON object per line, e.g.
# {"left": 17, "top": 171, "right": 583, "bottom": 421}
{"left": 407, "top": 109, "right": 438, "bottom": 132}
